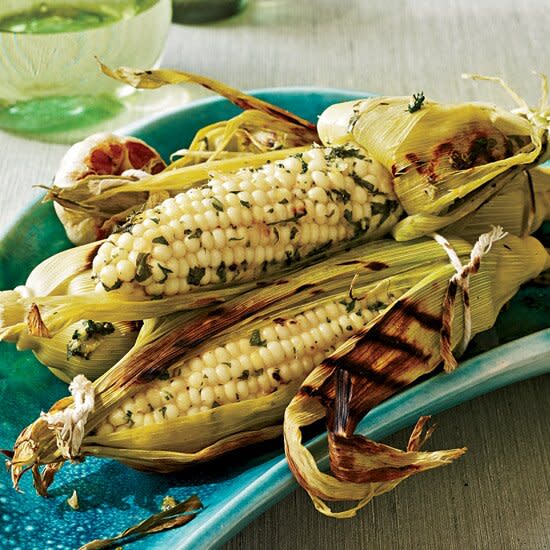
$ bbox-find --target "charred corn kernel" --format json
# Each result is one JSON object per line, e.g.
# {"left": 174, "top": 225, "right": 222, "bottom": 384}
{"left": 98, "top": 289, "right": 398, "bottom": 434}
{"left": 92, "top": 145, "right": 401, "bottom": 296}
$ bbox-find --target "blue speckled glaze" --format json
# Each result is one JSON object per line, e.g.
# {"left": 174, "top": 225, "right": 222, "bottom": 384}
{"left": 0, "top": 89, "right": 548, "bottom": 550}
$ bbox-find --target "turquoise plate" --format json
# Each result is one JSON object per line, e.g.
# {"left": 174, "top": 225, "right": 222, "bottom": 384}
{"left": 0, "top": 89, "right": 548, "bottom": 550}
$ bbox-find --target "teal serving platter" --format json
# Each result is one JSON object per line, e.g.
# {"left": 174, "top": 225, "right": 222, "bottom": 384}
{"left": 0, "top": 89, "right": 548, "bottom": 550}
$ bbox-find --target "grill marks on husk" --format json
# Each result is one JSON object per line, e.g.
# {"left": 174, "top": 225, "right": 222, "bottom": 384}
{"left": 299, "top": 297, "right": 443, "bottom": 434}
{"left": 397, "top": 130, "right": 513, "bottom": 186}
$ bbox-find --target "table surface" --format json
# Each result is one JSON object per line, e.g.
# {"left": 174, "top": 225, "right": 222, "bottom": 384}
{"left": 0, "top": 1, "right": 549, "bottom": 549}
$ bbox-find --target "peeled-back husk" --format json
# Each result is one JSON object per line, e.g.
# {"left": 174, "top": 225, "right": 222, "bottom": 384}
{"left": 283, "top": 233, "right": 548, "bottom": 517}
{"left": 9, "top": 236, "right": 487, "bottom": 494}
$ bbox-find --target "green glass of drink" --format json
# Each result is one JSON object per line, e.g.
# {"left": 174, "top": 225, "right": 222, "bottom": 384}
{"left": 0, "top": 0, "right": 172, "bottom": 139}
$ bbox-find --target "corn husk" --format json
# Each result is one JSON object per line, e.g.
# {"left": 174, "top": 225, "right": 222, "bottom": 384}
{"left": 317, "top": 87, "right": 549, "bottom": 239}
{"left": 98, "top": 62, "right": 317, "bottom": 133}
{"left": 440, "top": 164, "right": 550, "bottom": 241}
{"left": 16, "top": 320, "right": 139, "bottom": 383}
{"left": 283, "top": 233, "right": 548, "bottom": 518}
{"left": 168, "top": 109, "right": 318, "bottom": 169}
{"left": 9, "top": 236, "right": 490, "bottom": 494}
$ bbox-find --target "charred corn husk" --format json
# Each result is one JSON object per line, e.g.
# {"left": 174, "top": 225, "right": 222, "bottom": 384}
{"left": 317, "top": 78, "right": 549, "bottom": 240}
{"left": 9, "top": 236, "right": 486, "bottom": 493}
{"left": 283, "top": 233, "right": 548, "bottom": 518}
{"left": 0, "top": 143, "right": 402, "bottom": 342}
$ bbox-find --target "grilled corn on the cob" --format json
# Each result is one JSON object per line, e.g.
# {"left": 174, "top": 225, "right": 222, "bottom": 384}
{"left": 10, "top": 233, "right": 534, "bottom": 493}
{"left": 283, "top": 232, "right": 548, "bottom": 517}
{"left": 93, "top": 144, "right": 400, "bottom": 296}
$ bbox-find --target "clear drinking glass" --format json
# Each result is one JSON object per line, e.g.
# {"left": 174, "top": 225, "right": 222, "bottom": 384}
{"left": 0, "top": 0, "right": 172, "bottom": 139}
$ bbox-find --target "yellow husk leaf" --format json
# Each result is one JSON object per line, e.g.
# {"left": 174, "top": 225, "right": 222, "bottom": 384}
{"left": 98, "top": 62, "right": 317, "bottom": 132}
{"left": 440, "top": 164, "right": 550, "bottom": 241}
{"left": 10, "top": 236, "right": 484, "bottom": 493}
{"left": 168, "top": 109, "right": 318, "bottom": 169}
{"left": 283, "top": 234, "right": 548, "bottom": 517}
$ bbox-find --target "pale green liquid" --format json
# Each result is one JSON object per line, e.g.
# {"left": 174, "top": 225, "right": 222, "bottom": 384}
{"left": 0, "top": 0, "right": 171, "bottom": 140}
{"left": 0, "top": 1, "right": 157, "bottom": 33}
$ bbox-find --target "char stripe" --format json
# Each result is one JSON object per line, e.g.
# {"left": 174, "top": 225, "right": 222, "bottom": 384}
{"left": 399, "top": 300, "right": 442, "bottom": 331}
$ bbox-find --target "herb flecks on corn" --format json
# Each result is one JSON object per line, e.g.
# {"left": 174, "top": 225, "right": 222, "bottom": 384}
{"left": 92, "top": 145, "right": 401, "bottom": 297}
{"left": 96, "top": 290, "right": 396, "bottom": 436}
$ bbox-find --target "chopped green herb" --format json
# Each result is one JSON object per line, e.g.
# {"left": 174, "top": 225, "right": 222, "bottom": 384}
{"left": 267, "top": 211, "right": 307, "bottom": 225}
{"left": 125, "top": 410, "right": 134, "bottom": 426}
{"left": 216, "top": 262, "right": 227, "bottom": 283}
{"left": 152, "top": 236, "right": 169, "bottom": 245}
{"left": 371, "top": 200, "right": 399, "bottom": 226}
{"left": 187, "top": 267, "right": 206, "bottom": 286}
{"left": 240, "top": 199, "right": 251, "bottom": 208}
{"left": 238, "top": 369, "right": 250, "bottom": 380}
{"left": 408, "top": 91, "right": 425, "bottom": 113}
{"left": 351, "top": 173, "right": 377, "bottom": 193}
{"left": 330, "top": 188, "right": 351, "bottom": 203}
{"left": 211, "top": 197, "right": 224, "bottom": 212}
{"left": 327, "top": 145, "right": 365, "bottom": 160}
{"left": 101, "top": 278, "right": 123, "bottom": 292}
{"left": 278, "top": 198, "right": 289, "bottom": 204}
{"left": 187, "top": 228, "right": 203, "bottom": 239}
{"left": 250, "top": 329, "right": 267, "bottom": 347}
{"left": 135, "top": 253, "right": 153, "bottom": 283}
{"left": 158, "top": 264, "right": 173, "bottom": 283}
{"left": 84, "top": 320, "right": 115, "bottom": 338}
{"left": 150, "top": 217, "right": 160, "bottom": 224}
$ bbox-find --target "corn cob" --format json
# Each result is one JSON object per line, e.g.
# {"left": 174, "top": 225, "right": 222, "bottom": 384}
{"left": 283, "top": 232, "right": 548, "bottom": 518}
{"left": 9, "top": 234, "right": 529, "bottom": 493}
{"left": 92, "top": 143, "right": 400, "bottom": 297}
